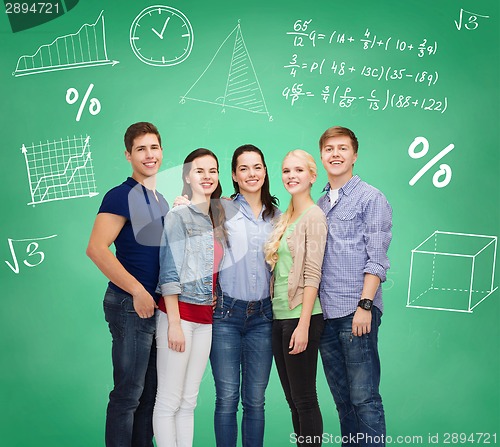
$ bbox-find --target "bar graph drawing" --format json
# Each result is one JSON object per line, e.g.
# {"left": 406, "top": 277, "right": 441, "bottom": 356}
{"left": 13, "top": 10, "right": 118, "bottom": 77}
{"left": 21, "top": 135, "right": 98, "bottom": 205}
{"left": 180, "top": 21, "right": 272, "bottom": 121}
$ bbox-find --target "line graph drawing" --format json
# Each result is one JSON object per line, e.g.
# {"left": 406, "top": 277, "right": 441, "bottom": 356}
{"left": 180, "top": 21, "right": 272, "bottom": 120}
{"left": 21, "top": 135, "right": 98, "bottom": 205}
{"left": 407, "top": 231, "right": 498, "bottom": 313}
{"left": 13, "top": 10, "right": 119, "bottom": 77}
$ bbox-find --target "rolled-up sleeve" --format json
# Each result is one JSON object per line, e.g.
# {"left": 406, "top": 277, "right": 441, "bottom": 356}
{"left": 362, "top": 193, "right": 392, "bottom": 282}
{"left": 158, "top": 211, "right": 184, "bottom": 296}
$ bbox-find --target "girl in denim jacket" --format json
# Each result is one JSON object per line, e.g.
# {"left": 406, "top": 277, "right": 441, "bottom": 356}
{"left": 153, "top": 148, "right": 227, "bottom": 447}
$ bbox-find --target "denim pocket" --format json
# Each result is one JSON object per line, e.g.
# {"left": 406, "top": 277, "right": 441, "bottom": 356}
{"left": 260, "top": 302, "right": 273, "bottom": 323}
{"left": 103, "top": 289, "right": 131, "bottom": 339}
{"left": 213, "top": 306, "right": 232, "bottom": 321}
{"left": 185, "top": 225, "right": 205, "bottom": 254}
{"left": 104, "top": 289, "right": 135, "bottom": 312}
{"left": 213, "top": 297, "right": 234, "bottom": 321}
{"left": 339, "top": 330, "right": 370, "bottom": 364}
{"left": 212, "top": 306, "right": 225, "bottom": 320}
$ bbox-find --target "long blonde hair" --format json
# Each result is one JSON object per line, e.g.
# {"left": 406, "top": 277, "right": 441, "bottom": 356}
{"left": 264, "top": 150, "right": 318, "bottom": 270}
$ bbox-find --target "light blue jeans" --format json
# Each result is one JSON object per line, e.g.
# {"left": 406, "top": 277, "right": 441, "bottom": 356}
{"left": 320, "top": 307, "right": 386, "bottom": 447}
{"left": 210, "top": 295, "right": 273, "bottom": 447}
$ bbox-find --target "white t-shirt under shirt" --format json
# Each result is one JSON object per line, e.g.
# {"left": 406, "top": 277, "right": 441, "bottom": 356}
{"left": 329, "top": 188, "right": 339, "bottom": 207}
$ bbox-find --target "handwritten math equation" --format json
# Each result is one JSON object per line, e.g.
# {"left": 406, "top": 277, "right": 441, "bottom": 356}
{"left": 5, "top": 234, "right": 57, "bottom": 274}
{"left": 282, "top": 84, "right": 448, "bottom": 113}
{"left": 288, "top": 21, "right": 438, "bottom": 57}
{"left": 454, "top": 9, "right": 490, "bottom": 31}
{"left": 284, "top": 55, "right": 439, "bottom": 86}
{"left": 281, "top": 17, "right": 456, "bottom": 113}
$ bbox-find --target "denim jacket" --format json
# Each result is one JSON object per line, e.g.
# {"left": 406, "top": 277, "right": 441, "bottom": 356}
{"left": 157, "top": 204, "right": 223, "bottom": 306}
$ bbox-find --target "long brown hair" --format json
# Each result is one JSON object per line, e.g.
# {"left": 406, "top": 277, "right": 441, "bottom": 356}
{"left": 181, "top": 148, "right": 228, "bottom": 244}
{"left": 231, "top": 144, "right": 279, "bottom": 220}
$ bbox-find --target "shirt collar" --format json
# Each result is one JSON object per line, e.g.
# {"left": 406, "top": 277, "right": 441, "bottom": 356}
{"left": 186, "top": 202, "right": 209, "bottom": 216}
{"left": 233, "top": 193, "right": 266, "bottom": 220}
{"left": 126, "top": 177, "right": 153, "bottom": 204}
{"left": 126, "top": 176, "right": 139, "bottom": 187}
{"left": 126, "top": 176, "right": 157, "bottom": 193}
{"left": 322, "top": 175, "right": 360, "bottom": 196}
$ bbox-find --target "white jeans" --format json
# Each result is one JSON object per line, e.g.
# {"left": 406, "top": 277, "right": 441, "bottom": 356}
{"left": 153, "top": 312, "right": 212, "bottom": 447}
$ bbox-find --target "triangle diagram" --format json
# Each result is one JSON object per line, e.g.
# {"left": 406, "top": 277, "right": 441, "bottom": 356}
{"left": 181, "top": 22, "right": 272, "bottom": 120}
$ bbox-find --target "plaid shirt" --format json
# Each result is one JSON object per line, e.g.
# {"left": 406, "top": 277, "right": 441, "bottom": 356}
{"left": 317, "top": 175, "right": 392, "bottom": 318}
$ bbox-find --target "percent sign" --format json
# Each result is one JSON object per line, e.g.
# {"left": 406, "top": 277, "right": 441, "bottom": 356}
{"left": 66, "top": 83, "right": 101, "bottom": 122}
{"left": 408, "top": 136, "right": 455, "bottom": 188}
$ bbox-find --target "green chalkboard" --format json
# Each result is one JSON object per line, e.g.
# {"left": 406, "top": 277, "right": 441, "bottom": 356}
{"left": 1, "top": 0, "right": 499, "bottom": 445}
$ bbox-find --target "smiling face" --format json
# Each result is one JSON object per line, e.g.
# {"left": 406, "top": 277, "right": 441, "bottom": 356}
{"left": 282, "top": 154, "right": 316, "bottom": 196}
{"left": 125, "top": 133, "right": 163, "bottom": 184}
{"left": 320, "top": 135, "right": 358, "bottom": 186}
{"left": 185, "top": 155, "right": 219, "bottom": 202}
{"left": 232, "top": 151, "right": 266, "bottom": 196}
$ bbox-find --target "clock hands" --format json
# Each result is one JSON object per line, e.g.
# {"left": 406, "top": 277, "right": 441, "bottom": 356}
{"left": 130, "top": 5, "right": 193, "bottom": 66}
{"left": 151, "top": 16, "right": 170, "bottom": 40}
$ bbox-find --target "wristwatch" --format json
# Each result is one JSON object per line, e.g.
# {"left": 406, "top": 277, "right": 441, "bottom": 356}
{"left": 358, "top": 299, "right": 373, "bottom": 311}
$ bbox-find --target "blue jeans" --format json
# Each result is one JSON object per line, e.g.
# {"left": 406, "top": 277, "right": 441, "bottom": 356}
{"left": 103, "top": 287, "right": 157, "bottom": 447}
{"left": 210, "top": 295, "right": 273, "bottom": 447}
{"left": 320, "top": 307, "right": 386, "bottom": 447}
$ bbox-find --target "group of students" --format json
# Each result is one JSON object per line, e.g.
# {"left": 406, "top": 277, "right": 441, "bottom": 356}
{"left": 86, "top": 122, "right": 392, "bottom": 447}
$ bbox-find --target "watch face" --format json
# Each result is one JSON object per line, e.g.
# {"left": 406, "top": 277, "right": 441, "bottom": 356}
{"left": 360, "top": 300, "right": 372, "bottom": 310}
{"left": 130, "top": 6, "right": 194, "bottom": 66}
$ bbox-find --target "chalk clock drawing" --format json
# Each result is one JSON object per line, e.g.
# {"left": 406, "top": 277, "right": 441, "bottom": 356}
{"left": 407, "top": 231, "right": 498, "bottom": 313}
{"left": 21, "top": 135, "right": 98, "bottom": 206}
{"left": 130, "top": 5, "right": 194, "bottom": 66}
{"left": 180, "top": 21, "right": 272, "bottom": 121}
{"left": 13, "top": 11, "right": 118, "bottom": 77}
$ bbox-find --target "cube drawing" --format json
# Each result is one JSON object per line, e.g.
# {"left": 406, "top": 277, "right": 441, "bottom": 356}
{"left": 407, "top": 231, "right": 497, "bottom": 312}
